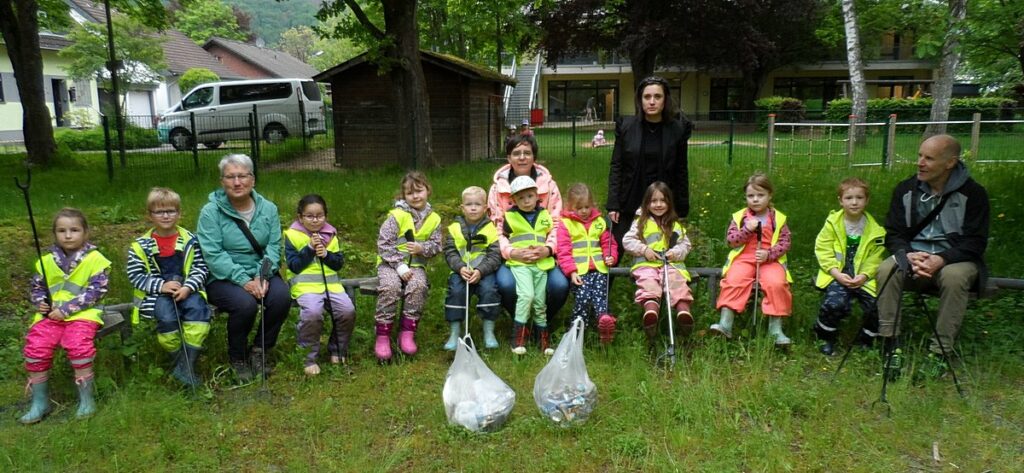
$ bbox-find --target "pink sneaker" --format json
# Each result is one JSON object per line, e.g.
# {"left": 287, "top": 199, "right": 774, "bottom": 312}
{"left": 374, "top": 323, "right": 392, "bottom": 361}
{"left": 398, "top": 318, "right": 419, "bottom": 356}
{"left": 597, "top": 313, "right": 617, "bottom": 344}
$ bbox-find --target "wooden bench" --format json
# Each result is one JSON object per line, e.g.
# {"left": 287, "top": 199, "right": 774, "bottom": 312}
{"left": 96, "top": 303, "right": 134, "bottom": 343}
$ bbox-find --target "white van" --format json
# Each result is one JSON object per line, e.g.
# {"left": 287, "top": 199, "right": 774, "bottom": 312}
{"left": 157, "top": 79, "right": 326, "bottom": 150}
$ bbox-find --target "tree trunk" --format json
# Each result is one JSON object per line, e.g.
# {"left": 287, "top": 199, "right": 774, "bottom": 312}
{"left": 0, "top": 0, "right": 57, "bottom": 166}
{"left": 739, "top": 69, "right": 765, "bottom": 111}
{"left": 629, "top": 46, "right": 657, "bottom": 98}
{"left": 382, "top": 0, "right": 434, "bottom": 168}
{"left": 925, "top": 0, "right": 967, "bottom": 137}
{"left": 842, "top": 0, "right": 868, "bottom": 144}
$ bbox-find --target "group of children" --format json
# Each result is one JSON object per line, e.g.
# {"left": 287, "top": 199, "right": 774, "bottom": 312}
{"left": 18, "top": 171, "right": 885, "bottom": 424}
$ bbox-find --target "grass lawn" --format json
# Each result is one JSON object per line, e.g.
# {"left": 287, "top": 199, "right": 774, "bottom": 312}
{"left": 0, "top": 132, "right": 1022, "bottom": 471}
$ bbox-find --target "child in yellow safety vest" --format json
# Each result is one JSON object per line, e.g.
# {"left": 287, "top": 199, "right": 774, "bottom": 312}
{"left": 623, "top": 182, "right": 694, "bottom": 344}
{"left": 442, "top": 186, "right": 503, "bottom": 350}
{"left": 554, "top": 183, "right": 619, "bottom": 344}
{"left": 710, "top": 173, "right": 794, "bottom": 346}
{"left": 502, "top": 175, "right": 557, "bottom": 356}
{"left": 126, "top": 188, "right": 210, "bottom": 388}
{"left": 285, "top": 194, "right": 356, "bottom": 375}
{"left": 21, "top": 208, "right": 111, "bottom": 424}
{"left": 374, "top": 171, "right": 442, "bottom": 362}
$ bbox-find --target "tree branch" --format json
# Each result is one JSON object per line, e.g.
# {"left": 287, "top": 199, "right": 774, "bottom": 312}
{"left": 343, "top": 0, "right": 385, "bottom": 40}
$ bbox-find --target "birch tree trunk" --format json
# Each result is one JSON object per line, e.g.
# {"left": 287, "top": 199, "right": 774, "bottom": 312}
{"left": 925, "top": 0, "right": 967, "bottom": 137}
{"left": 842, "top": 0, "right": 867, "bottom": 144}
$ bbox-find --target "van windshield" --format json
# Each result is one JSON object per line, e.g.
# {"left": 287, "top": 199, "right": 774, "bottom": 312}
{"left": 301, "top": 81, "right": 322, "bottom": 101}
{"left": 182, "top": 87, "right": 214, "bottom": 110}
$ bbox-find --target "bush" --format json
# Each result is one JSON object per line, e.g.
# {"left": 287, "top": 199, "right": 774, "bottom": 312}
{"left": 179, "top": 68, "right": 220, "bottom": 94}
{"left": 754, "top": 96, "right": 806, "bottom": 129}
{"left": 825, "top": 97, "right": 1016, "bottom": 132}
{"left": 55, "top": 123, "right": 161, "bottom": 151}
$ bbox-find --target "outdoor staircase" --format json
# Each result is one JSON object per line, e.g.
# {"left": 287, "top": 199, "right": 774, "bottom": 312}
{"left": 505, "top": 59, "right": 540, "bottom": 127}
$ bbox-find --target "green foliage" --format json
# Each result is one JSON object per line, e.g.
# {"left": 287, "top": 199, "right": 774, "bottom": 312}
{"left": 55, "top": 124, "right": 161, "bottom": 151}
{"left": 754, "top": 96, "right": 806, "bottom": 128}
{"left": 225, "top": 0, "right": 320, "bottom": 44}
{"left": 826, "top": 97, "right": 1017, "bottom": 131}
{"left": 64, "top": 109, "right": 96, "bottom": 129}
{"left": 60, "top": 16, "right": 166, "bottom": 91}
{"left": 179, "top": 68, "right": 221, "bottom": 94}
{"left": 173, "top": 0, "right": 249, "bottom": 43}
{"left": 961, "top": 0, "right": 1024, "bottom": 94}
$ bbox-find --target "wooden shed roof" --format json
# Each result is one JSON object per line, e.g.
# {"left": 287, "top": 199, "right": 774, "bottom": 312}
{"left": 314, "top": 50, "right": 515, "bottom": 86}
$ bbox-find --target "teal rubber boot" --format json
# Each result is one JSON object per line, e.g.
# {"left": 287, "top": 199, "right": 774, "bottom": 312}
{"left": 75, "top": 377, "right": 97, "bottom": 419}
{"left": 172, "top": 344, "right": 202, "bottom": 388}
{"left": 482, "top": 319, "right": 499, "bottom": 349}
{"left": 18, "top": 380, "right": 51, "bottom": 425}
{"left": 444, "top": 322, "right": 461, "bottom": 351}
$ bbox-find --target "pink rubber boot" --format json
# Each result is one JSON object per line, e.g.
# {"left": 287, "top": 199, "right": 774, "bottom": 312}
{"left": 398, "top": 317, "right": 419, "bottom": 356}
{"left": 375, "top": 323, "right": 393, "bottom": 361}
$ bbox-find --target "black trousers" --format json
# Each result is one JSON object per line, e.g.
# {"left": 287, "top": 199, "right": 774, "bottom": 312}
{"left": 206, "top": 276, "right": 291, "bottom": 361}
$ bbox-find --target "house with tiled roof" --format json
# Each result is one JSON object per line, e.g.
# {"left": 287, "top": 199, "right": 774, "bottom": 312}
{"left": 203, "top": 37, "right": 319, "bottom": 79}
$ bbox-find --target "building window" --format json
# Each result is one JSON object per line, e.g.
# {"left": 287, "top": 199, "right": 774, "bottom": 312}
{"left": 547, "top": 80, "right": 619, "bottom": 121}
{"left": 877, "top": 75, "right": 915, "bottom": 98}
{"left": 709, "top": 78, "right": 744, "bottom": 118}
{"left": 772, "top": 77, "right": 843, "bottom": 112}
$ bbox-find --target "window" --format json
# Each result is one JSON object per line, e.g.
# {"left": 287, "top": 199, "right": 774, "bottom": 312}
{"left": 546, "top": 80, "right": 620, "bottom": 121}
{"left": 182, "top": 87, "right": 214, "bottom": 110}
{"left": 709, "top": 78, "right": 744, "bottom": 118}
{"left": 300, "top": 81, "right": 321, "bottom": 101}
{"left": 220, "top": 82, "right": 292, "bottom": 105}
{"left": 877, "top": 75, "right": 915, "bottom": 98}
{"left": 772, "top": 77, "right": 843, "bottom": 112}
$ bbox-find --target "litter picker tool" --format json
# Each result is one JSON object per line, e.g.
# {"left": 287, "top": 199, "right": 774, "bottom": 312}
{"left": 656, "top": 232, "right": 680, "bottom": 369}
{"left": 257, "top": 258, "right": 272, "bottom": 393}
{"left": 314, "top": 232, "right": 339, "bottom": 363}
{"left": 169, "top": 277, "right": 198, "bottom": 393}
{"left": 15, "top": 166, "right": 50, "bottom": 305}
{"left": 750, "top": 221, "right": 763, "bottom": 332}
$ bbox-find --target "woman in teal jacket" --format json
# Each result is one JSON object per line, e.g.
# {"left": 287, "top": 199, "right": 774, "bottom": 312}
{"left": 197, "top": 154, "right": 289, "bottom": 382}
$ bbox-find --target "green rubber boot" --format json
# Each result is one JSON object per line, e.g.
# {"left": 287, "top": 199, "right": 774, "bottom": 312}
{"left": 18, "top": 379, "right": 51, "bottom": 425}
{"left": 482, "top": 319, "right": 499, "bottom": 349}
{"left": 75, "top": 376, "right": 97, "bottom": 419}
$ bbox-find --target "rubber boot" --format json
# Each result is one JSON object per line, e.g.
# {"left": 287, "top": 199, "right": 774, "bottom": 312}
{"left": 709, "top": 307, "right": 735, "bottom": 339}
{"left": 642, "top": 300, "right": 659, "bottom": 344}
{"left": 482, "top": 319, "right": 499, "bottom": 349}
{"left": 398, "top": 317, "right": 419, "bottom": 356}
{"left": 768, "top": 316, "right": 792, "bottom": 346}
{"left": 18, "top": 378, "right": 50, "bottom": 425}
{"left": 511, "top": 322, "right": 528, "bottom": 355}
{"left": 444, "top": 321, "right": 461, "bottom": 351}
{"left": 375, "top": 322, "right": 393, "bottom": 361}
{"left": 75, "top": 376, "right": 97, "bottom": 419}
{"left": 813, "top": 321, "right": 838, "bottom": 356}
{"left": 172, "top": 344, "right": 203, "bottom": 387}
{"left": 597, "top": 313, "right": 617, "bottom": 345}
{"left": 538, "top": 326, "right": 554, "bottom": 356}
{"left": 675, "top": 301, "right": 694, "bottom": 337}
{"left": 249, "top": 346, "right": 271, "bottom": 379}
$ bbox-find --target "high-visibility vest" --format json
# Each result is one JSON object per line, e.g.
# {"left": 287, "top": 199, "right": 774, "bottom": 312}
{"left": 505, "top": 209, "right": 555, "bottom": 270}
{"left": 722, "top": 208, "right": 793, "bottom": 282}
{"left": 376, "top": 208, "right": 441, "bottom": 267}
{"left": 34, "top": 250, "right": 111, "bottom": 325}
{"left": 130, "top": 227, "right": 206, "bottom": 323}
{"left": 630, "top": 219, "right": 690, "bottom": 280}
{"left": 283, "top": 228, "right": 344, "bottom": 298}
{"left": 562, "top": 217, "right": 609, "bottom": 275}
{"left": 447, "top": 220, "right": 499, "bottom": 269}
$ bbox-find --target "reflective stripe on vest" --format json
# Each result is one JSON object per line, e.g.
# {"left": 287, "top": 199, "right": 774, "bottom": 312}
{"left": 376, "top": 208, "right": 440, "bottom": 268}
{"left": 447, "top": 221, "right": 498, "bottom": 269}
{"left": 505, "top": 209, "right": 554, "bottom": 271}
{"left": 630, "top": 219, "right": 689, "bottom": 280}
{"left": 562, "top": 217, "right": 608, "bottom": 275}
{"left": 283, "top": 228, "right": 344, "bottom": 298}
{"left": 35, "top": 250, "right": 112, "bottom": 325}
{"left": 130, "top": 227, "right": 205, "bottom": 324}
{"left": 722, "top": 208, "right": 792, "bottom": 283}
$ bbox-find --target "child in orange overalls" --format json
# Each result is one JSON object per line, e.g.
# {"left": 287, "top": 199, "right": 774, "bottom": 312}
{"left": 709, "top": 173, "right": 794, "bottom": 346}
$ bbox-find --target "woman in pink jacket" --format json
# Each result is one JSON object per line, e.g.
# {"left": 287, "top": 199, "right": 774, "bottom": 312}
{"left": 488, "top": 135, "right": 569, "bottom": 322}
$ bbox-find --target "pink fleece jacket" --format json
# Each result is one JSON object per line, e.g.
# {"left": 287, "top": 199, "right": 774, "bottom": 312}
{"left": 554, "top": 210, "right": 619, "bottom": 276}
{"left": 487, "top": 163, "right": 563, "bottom": 231}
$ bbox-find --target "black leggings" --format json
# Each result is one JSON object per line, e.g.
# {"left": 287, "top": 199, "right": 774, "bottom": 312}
{"left": 206, "top": 277, "right": 291, "bottom": 361}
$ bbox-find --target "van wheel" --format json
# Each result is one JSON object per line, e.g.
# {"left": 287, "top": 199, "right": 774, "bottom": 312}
{"left": 263, "top": 123, "right": 288, "bottom": 144}
{"left": 169, "top": 128, "right": 194, "bottom": 151}
{"left": 203, "top": 141, "right": 223, "bottom": 149}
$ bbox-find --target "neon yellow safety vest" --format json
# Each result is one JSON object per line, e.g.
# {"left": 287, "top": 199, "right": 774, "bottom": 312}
{"left": 129, "top": 227, "right": 206, "bottom": 324}
{"left": 630, "top": 219, "right": 690, "bottom": 280}
{"left": 562, "top": 217, "right": 609, "bottom": 276}
{"left": 283, "top": 228, "right": 344, "bottom": 298}
{"left": 34, "top": 250, "right": 111, "bottom": 325}
{"left": 722, "top": 208, "right": 793, "bottom": 283}
{"left": 376, "top": 208, "right": 441, "bottom": 267}
{"left": 504, "top": 209, "right": 555, "bottom": 271}
{"left": 447, "top": 220, "right": 499, "bottom": 269}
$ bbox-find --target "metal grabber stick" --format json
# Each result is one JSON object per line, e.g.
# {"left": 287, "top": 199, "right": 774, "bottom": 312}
{"left": 314, "top": 232, "right": 338, "bottom": 362}
{"left": 169, "top": 280, "right": 196, "bottom": 393}
{"left": 258, "top": 258, "right": 272, "bottom": 393}
{"left": 750, "top": 221, "right": 764, "bottom": 331}
{"left": 659, "top": 232, "right": 681, "bottom": 369}
{"left": 15, "top": 166, "right": 51, "bottom": 306}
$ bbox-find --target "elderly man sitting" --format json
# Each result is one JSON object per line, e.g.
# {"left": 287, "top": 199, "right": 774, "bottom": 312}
{"left": 876, "top": 134, "right": 990, "bottom": 379}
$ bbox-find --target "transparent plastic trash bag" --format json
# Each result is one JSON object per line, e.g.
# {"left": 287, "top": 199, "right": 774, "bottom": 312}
{"left": 533, "top": 318, "right": 597, "bottom": 426}
{"left": 442, "top": 336, "right": 516, "bottom": 432}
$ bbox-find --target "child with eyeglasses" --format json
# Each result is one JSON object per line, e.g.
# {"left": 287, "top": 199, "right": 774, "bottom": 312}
{"left": 126, "top": 188, "right": 211, "bottom": 388}
{"left": 283, "top": 194, "right": 356, "bottom": 375}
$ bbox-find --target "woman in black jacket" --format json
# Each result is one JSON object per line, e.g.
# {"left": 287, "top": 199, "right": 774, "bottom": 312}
{"left": 606, "top": 76, "right": 693, "bottom": 246}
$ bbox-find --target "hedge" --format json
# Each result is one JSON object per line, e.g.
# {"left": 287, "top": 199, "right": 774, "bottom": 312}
{"left": 754, "top": 96, "right": 805, "bottom": 129}
{"left": 825, "top": 97, "right": 1016, "bottom": 122}
{"left": 55, "top": 124, "right": 161, "bottom": 151}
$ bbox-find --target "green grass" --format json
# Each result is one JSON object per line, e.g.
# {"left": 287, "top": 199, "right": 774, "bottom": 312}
{"left": 0, "top": 132, "right": 1022, "bottom": 471}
